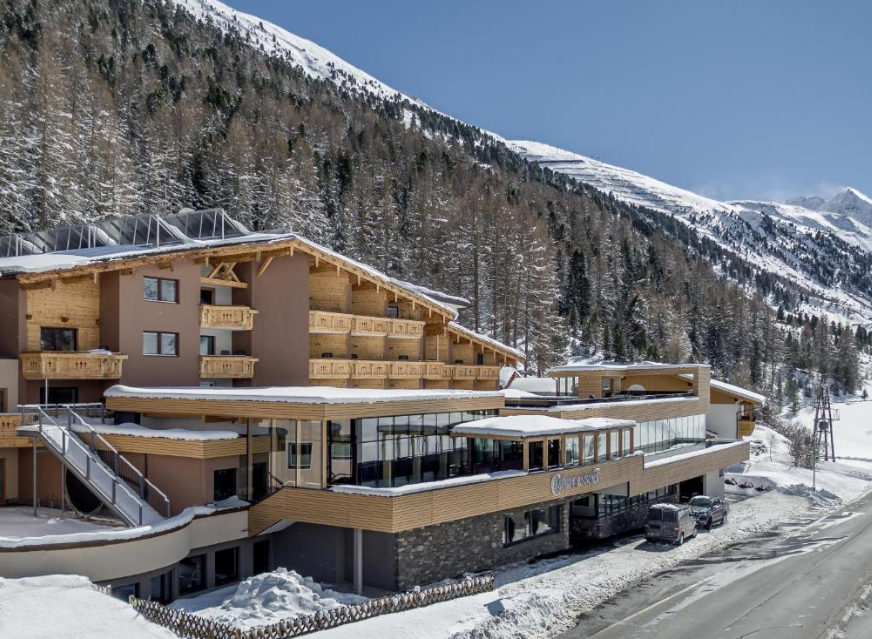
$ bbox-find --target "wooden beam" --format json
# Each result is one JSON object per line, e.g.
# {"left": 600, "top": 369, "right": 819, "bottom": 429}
{"left": 200, "top": 277, "right": 249, "bottom": 289}
{"left": 256, "top": 256, "right": 274, "bottom": 277}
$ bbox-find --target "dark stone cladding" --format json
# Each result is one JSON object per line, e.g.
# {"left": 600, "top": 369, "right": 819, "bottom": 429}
{"left": 570, "top": 494, "right": 679, "bottom": 542}
{"left": 394, "top": 498, "right": 571, "bottom": 590}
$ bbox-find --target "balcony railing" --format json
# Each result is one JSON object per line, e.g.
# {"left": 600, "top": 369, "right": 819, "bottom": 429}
{"left": 388, "top": 361, "right": 425, "bottom": 379}
{"left": 423, "top": 362, "right": 450, "bottom": 380}
{"left": 309, "top": 358, "right": 354, "bottom": 379}
{"left": 352, "top": 360, "right": 389, "bottom": 379}
{"left": 351, "top": 316, "right": 390, "bottom": 336}
{"left": 309, "top": 310, "right": 353, "bottom": 334}
{"left": 450, "top": 365, "right": 479, "bottom": 381}
{"left": 475, "top": 366, "right": 501, "bottom": 381}
{"left": 308, "top": 311, "right": 424, "bottom": 340}
{"left": 200, "top": 304, "right": 258, "bottom": 331}
{"left": 20, "top": 351, "right": 128, "bottom": 380}
{"left": 737, "top": 416, "right": 756, "bottom": 439}
{"left": 200, "top": 355, "right": 258, "bottom": 379}
{"left": 388, "top": 319, "right": 424, "bottom": 339}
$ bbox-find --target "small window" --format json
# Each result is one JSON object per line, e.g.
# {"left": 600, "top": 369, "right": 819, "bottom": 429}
{"left": 213, "top": 468, "right": 237, "bottom": 501}
{"left": 200, "top": 335, "right": 216, "bottom": 356}
{"left": 565, "top": 436, "right": 580, "bottom": 467}
{"left": 179, "top": 554, "right": 207, "bottom": 595}
{"left": 143, "top": 277, "right": 179, "bottom": 303}
{"left": 200, "top": 288, "right": 215, "bottom": 305}
{"left": 214, "top": 547, "right": 239, "bottom": 586}
{"left": 288, "top": 442, "right": 313, "bottom": 469}
{"left": 40, "top": 327, "right": 77, "bottom": 352}
{"left": 111, "top": 582, "right": 139, "bottom": 602}
{"left": 150, "top": 571, "right": 172, "bottom": 604}
{"left": 143, "top": 331, "right": 178, "bottom": 356}
{"left": 387, "top": 305, "right": 399, "bottom": 318}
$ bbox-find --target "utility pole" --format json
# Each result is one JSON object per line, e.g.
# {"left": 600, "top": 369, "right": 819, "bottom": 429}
{"left": 812, "top": 385, "right": 836, "bottom": 462}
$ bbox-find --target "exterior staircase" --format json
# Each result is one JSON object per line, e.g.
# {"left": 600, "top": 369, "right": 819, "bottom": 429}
{"left": 18, "top": 404, "right": 170, "bottom": 527}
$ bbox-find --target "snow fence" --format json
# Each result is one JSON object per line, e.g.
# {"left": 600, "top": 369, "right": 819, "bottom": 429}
{"left": 129, "top": 573, "right": 495, "bottom": 638}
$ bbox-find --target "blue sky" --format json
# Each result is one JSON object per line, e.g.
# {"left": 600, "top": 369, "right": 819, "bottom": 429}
{"left": 226, "top": 1, "right": 871, "bottom": 201}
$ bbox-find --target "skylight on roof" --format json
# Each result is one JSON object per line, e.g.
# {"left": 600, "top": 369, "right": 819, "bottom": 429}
{"left": 96, "top": 214, "right": 188, "bottom": 247}
{"left": 163, "top": 208, "right": 249, "bottom": 240}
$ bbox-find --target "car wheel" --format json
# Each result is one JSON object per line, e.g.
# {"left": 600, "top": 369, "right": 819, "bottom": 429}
{"left": 705, "top": 518, "right": 712, "bottom": 531}
{"left": 677, "top": 533, "right": 684, "bottom": 546}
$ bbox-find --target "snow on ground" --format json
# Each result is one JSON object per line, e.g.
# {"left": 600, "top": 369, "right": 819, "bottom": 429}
{"left": 0, "top": 575, "right": 175, "bottom": 639}
{"left": 316, "top": 490, "right": 812, "bottom": 639}
{"left": 0, "top": 506, "right": 121, "bottom": 541}
{"left": 170, "top": 568, "right": 368, "bottom": 629}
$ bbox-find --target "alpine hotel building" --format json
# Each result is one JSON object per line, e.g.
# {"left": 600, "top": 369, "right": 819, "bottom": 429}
{"left": 0, "top": 210, "right": 757, "bottom": 601}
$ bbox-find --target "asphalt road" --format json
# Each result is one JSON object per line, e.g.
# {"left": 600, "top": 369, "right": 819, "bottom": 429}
{"left": 558, "top": 491, "right": 872, "bottom": 639}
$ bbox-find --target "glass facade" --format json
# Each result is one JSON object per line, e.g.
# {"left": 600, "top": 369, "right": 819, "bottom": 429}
{"left": 331, "top": 410, "right": 499, "bottom": 488}
{"left": 632, "top": 414, "right": 706, "bottom": 454}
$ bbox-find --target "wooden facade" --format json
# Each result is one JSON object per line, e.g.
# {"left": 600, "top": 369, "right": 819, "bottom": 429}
{"left": 248, "top": 442, "right": 750, "bottom": 535}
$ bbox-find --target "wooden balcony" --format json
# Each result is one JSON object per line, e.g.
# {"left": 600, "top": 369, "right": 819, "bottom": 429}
{"left": 737, "top": 418, "right": 755, "bottom": 439}
{"left": 309, "top": 358, "right": 354, "bottom": 379}
{"left": 351, "top": 316, "right": 390, "bottom": 336}
{"left": 352, "top": 360, "right": 389, "bottom": 379}
{"left": 200, "top": 355, "right": 258, "bottom": 379}
{"left": 475, "top": 366, "right": 501, "bottom": 381}
{"left": 423, "top": 362, "right": 450, "bottom": 380}
{"left": 388, "top": 318, "right": 424, "bottom": 339}
{"left": 0, "top": 414, "right": 30, "bottom": 448}
{"left": 388, "top": 361, "right": 425, "bottom": 379}
{"left": 20, "top": 351, "right": 128, "bottom": 380}
{"left": 450, "top": 365, "right": 479, "bottom": 381}
{"left": 200, "top": 304, "right": 258, "bottom": 331}
{"left": 309, "top": 311, "right": 353, "bottom": 334}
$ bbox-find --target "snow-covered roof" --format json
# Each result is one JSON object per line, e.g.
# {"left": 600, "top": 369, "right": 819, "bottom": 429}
{"left": 105, "top": 385, "right": 503, "bottom": 405}
{"left": 447, "top": 321, "right": 524, "bottom": 360}
{"left": 71, "top": 422, "right": 239, "bottom": 441}
{"left": 516, "top": 395, "right": 699, "bottom": 414}
{"left": 508, "top": 376, "right": 557, "bottom": 394}
{"left": 547, "top": 360, "right": 709, "bottom": 375}
{"left": 711, "top": 379, "right": 766, "bottom": 405}
{"left": 450, "top": 415, "right": 635, "bottom": 439}
{"left": 390, "top": 278, "right": 469, "bottom": 308}
{"left": 499, "top": 366, "right": 519, "bottom": 388}
{"left": 331, "top": 469, "right": 527, "bottom": 497}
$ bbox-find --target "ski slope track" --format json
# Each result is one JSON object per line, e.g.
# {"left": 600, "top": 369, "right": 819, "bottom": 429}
{"left": 509, "top": 141, "right": 872, "bottom": 328}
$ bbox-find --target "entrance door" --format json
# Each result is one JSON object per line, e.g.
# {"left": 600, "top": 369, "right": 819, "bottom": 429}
{"left": 253, "top": 539, "right": 270, "bottom": 575}
{"left": 39, "top": 387, "right": 79, "bottom": 405}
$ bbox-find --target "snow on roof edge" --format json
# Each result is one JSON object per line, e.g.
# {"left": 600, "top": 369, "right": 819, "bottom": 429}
{"left": 447, "top": 321, "right": 524, "bottom": 360}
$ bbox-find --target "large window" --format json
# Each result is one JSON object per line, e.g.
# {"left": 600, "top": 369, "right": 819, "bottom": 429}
{"left": 40, "top": 327, "right": 77, "bottom": 352}
{"left": 503, "top": 505, "right": 561, "bottom": 546}
{"left": 528, "top": 440, "right": 544, "bottom": 471}
{"left": 143, "top": 331, "right": 178, "bottom": 356}
{"left": 346, "top": 410, "right": 496, "bottom": 488}
{"left": 213, "top": 468, "right": 237, "bottom": 501}
{"left": 547, "top": 439, "right": 562, "bottom": 469}
{"left": 143, "top": 277, "right": 178, "bottom": 303}
{"left": 471, "top": 438, "right": 523, "bottom": 473}
{"left": 597, "top": 432, "right": 607, "bottom": 461}
{"left": 582, "top": 434, "right": 595, "bottom": 465}
{"left": 39, "top": 387, "right": 78, "bottom": 405}
{"left": 565, "top": 436, "right": 580, "bottom": 467}
{"left": 632, "top": 414, "right": 706, "bottom": 454}
{"left": 610, "top": 431, "right": 620, "bottom": 459}
{"left": 179, "top": 555, "right": 207, "bottom": 595}
{"left": 214, "top": 547, "right": 239, "bottom": 586}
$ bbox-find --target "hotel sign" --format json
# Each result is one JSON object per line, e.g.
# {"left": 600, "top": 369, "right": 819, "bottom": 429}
{"left": 550, "top": 468, "right": 601, "bottom": 496}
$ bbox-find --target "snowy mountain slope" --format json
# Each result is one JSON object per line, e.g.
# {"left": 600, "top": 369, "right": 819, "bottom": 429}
{"left": 168, "top": 0, "right": 872, "bottom": 327}
{"left": 509, "top": 140, "right": 872, "bottom": 326}
{"left": 174, "top": 0, "right": 425, "bottom": 106}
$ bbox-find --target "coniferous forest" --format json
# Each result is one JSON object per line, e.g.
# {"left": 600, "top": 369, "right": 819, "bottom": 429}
{"left": 0, "top": 0, "right": 866, "bottom": 405}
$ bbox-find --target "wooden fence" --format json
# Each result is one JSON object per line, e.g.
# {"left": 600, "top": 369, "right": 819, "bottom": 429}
{"left": 130, "top": 574, "right": 495, "bottom": 639}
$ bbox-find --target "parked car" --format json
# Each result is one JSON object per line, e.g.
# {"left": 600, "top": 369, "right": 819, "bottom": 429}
{"left": 644, "top": 503, "right": 698, "bottom": 545}
{"left": 689, "top": 495, "right": 729, "bottom": 530}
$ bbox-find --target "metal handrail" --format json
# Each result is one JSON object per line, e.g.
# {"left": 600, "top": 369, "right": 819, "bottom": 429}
{"left": 19, "top": 404, "right": 171, "bottom": 524}
{"left": 62, "top": 406, "right": 171, "bottom": 519}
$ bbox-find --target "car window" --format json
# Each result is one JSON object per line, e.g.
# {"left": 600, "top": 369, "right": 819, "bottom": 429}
{"left": 648, "top": 509, "right": 662, "bottom": 521}
{"left": 663, "top": 511, "right": 677, "bottom": 523}
{"left": 689, "top": 496, "right": 712, "bottom": 508}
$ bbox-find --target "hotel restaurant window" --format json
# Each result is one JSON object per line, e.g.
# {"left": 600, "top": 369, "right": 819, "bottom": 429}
{"left": 547, "top": 439, "right": 562, "bottom": 468}
{"left": 632, "top": 414, "right": 706, "bottom": 454}
{"left": 326, "top": 410, "right": 497, "bottom": 488}
{"left": 503, "top": 505, "right": 561, "bottom": 546}
{"left": 142, "top": 276, "right": 178, "bottom": 303}
{"left": 471, "top": 439, "right": 523, "bottom": 474}
{"left": 565, "top": 436, "right": 580, "bottom": 467}
{"left": 597, "top": 432, "right": 607, "bottom": 461}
